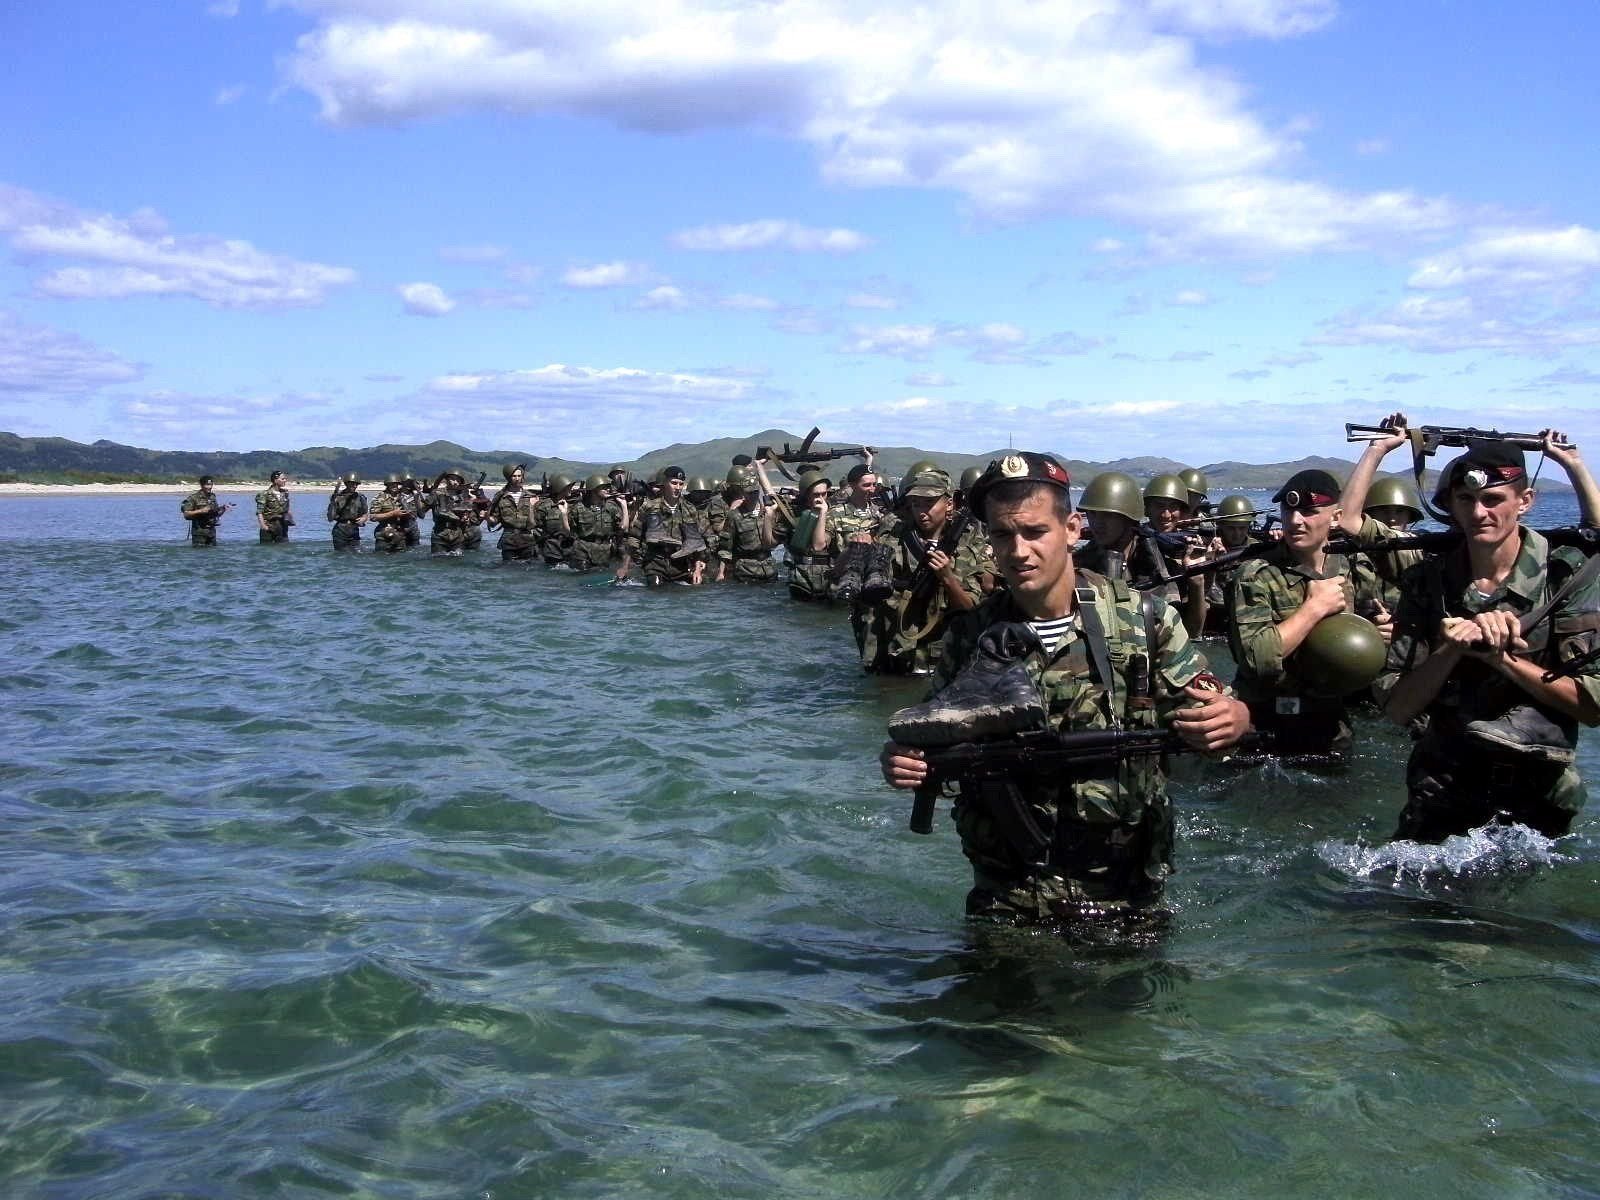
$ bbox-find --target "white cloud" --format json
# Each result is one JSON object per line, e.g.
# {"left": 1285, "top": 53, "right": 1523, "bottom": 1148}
{"left": 1311, "top": 294, "right": 1600, "bottom": 355}
{"left": 0, "top": 183, "right": 355, "bottom": 310}
{"left": 718, "top": 292, "right": 780, "bottom": 310}
{"left": 1167, "top": 288, "right": 1214, "bottom": 306}
{"left": 1229, "top": 368, "right": 1270, "bottom": 381}
{"left": 635, "top": 284, "right": 691, "bottom": 310}
{"left": 1355, "top": 137, "right": 1389, "bottom": 156}
{"left": 1264, "top": 350, "right": 1321, "bottom": 367}
{"left": 1406, "top": 225, "right": 1600, "bottom": 297}
{"left": 398, "top": 281, "right": 456, "bottom": 316}
{"left": 215, "top": 84, "right": 247, "bottom": 106}
{"left": 284, "top": 1, "right": 1450, "bottom": 258}
{"left": 0, "top": 311, "right": 145, "bottom": 395}
{"left": 207, "top": 0, "right": 239, "bottom": 16}
{"left": 841, "top": 319, "right": 1102, "bottom": 364}
{"left": 671, "top": 219, "right": 872, "bottom": 253}
{"left": 906, "top": 370, "right": 955, "bottom": 387}
{"left": 845, "top": 291, "right": 899, "bottom": 310}
{"left": 560, "top": 260, "right": 651, "bottom": 288}
{"left": 1090, "top": 237, "right": 1126, "bottom": 254}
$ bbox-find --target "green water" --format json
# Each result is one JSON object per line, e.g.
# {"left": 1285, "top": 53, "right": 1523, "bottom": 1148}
{"left": 2, "top": 497, "right": 1598, "bottom": 1199}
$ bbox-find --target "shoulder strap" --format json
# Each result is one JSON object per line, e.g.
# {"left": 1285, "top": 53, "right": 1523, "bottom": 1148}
{"left": 1074, "top": 582, "right": 1120, "bottom": 730}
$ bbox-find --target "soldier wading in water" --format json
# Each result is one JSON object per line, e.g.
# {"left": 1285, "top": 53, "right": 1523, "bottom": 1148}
{"left": 880, "top": 452, "right": 1250, "bottom": 929}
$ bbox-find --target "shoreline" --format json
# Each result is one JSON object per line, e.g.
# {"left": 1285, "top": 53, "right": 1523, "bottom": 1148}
{"left": 0, "top": 482, "right": 364, "bottom": 496}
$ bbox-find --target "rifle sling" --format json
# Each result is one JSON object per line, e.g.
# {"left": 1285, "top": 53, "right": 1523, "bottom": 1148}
{"left": 1075, "top": 585, "right": 1120, "bottom": 729}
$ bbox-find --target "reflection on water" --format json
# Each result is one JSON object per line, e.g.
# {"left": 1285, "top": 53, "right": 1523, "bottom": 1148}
{"left": 0, "top": 495, "right": 1598, "bottom": 1198}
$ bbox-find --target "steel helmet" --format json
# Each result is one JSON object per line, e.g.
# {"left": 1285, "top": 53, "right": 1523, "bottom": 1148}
{"left": 905, "top": 459, "right": 940, "bottom": 478}
{"left": 1143, "top": 474, "right": 1191, "bottom": 510}
{"left": 501, "top": 462, "right": 526, "bottom": 480}
{"left": 583, "top": 473, "right": 609, "bottom": 491}
{"left": 384, "top": 473, "right": 404, "bottom": 486}
{"left": 726, "top": 465, "right": 756, "bottom": 489}
{"left": 1179, "top": 467, "right": 1209, "bottom": 503}
{"left": 1364, "top": 476, "right": 1424, "bottom": 521}
{"left": 797, "top": 470, "right": 829, "bottom": 494}
{"left": 1078, "top": 472, "right": 1145, "bottom": 523}
{"left": 341, "top": 472, "right": 361, "bottom": 485}
{"left": 958, "top": 466, "right": 983, "bottom": 492}
{"left": 687, "top": 476, "right": 713, "bottom": 495}
{"left": 1216, "top": 494, "right": 1255, "bottom": 525}
{"left": 546, "top": 473, "right": 574, "bottom": 494}
{"left": 1296, "top": 613, "right": 1387, "bottom": 697}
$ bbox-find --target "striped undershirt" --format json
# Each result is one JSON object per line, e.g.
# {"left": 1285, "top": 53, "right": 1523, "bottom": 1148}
{"left": 1028, "top": 613, "right": 1078, "bottom": 655}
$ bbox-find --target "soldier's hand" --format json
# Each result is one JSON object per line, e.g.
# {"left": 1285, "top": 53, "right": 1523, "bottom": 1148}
{"left": 1367, "top": 601, "right": 1395, "bottom": 646}
{"left": 1439, "top": 615, "right": 1485, "bottom": 650}
{"left": 1171, "top": 690, "right": 1251, "bottom": 753}
{"left": 925, "top": 548, "right": 955, "bottom": 577}
{"left": 1373, "top": 412, "right": 1409, "bottom": 452}
{"left": 1470, "top": 608, "right": 1527, "bottom": 655}
{"left": 1304, "top": 576, "right": 1348, "bottom": 620}
{"left": 1541, "top": 427, "right": 1579, "bottom": 463}
{"left": 880, "top": 742, "right": 928, "bottom": 789}
{"left": 850, "top": 531, "right": 874, "bottom": 544}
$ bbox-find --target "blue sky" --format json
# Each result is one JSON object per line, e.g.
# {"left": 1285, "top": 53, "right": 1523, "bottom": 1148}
{"left": 2, "top": 0, "right": 1597, "bottom": 465}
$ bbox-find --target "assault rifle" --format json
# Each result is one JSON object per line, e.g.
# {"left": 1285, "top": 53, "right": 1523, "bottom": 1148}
{"left": 903, "top": 727, "right": 1264, "bottom": 836}
{"left": 1346, "top": 423, "right": 1574, "bottom": 453}
{"left": 1544, "top": 643, "right": 1600, "bottom": 683}
{"left": 1358, "top": 525, "right": 1600, "bottom": 556}
{"left": 756, "top": 426, "right": 875, "bottom": 480}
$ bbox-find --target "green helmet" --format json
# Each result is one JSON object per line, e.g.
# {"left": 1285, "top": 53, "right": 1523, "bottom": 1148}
{"left": 547, "top": 473, "right": 574, "bottom": 494}
{"left": 1216, "top": 494, "right": 1254, "bottom": 525}
{"left": 583, "top": 473, "right": 609, "bottom": 492}
{"left": 1179, "top": 467, "right": 1209, "bottom": 502}
{"left": 384, "top": 472, "right": 404, "bottom": 486}
{"left": 687, "top": 476, "right": 713, "bottom": 495}
{"left": 341, "top": 472, "right": 361, "bottom": 485}
{"left": 1296, "top": 613, "right": 1387, "bottom": 697}
{"left": 797, "top": 470, "right": 828, "bottom": 494}
{"left": 726, "top": 465, "right": 755, "bottom": 490}
{"left": 502, "top": 462, "right": 526, "bottom": 480}
{"left": 905, "top": 459, "right": 940, "bottom": 478}
{"left": 1078, "top": 472, "right": 1144, "bottom": 523}
{"left": 1143, "top": 473, "right": 1191, "bottom": 510}
{"left": 1365, "top": 476, "right": 1423, "bottom": 521}
{"left": 958, "top": 466, "right": 983, "bottom": 493}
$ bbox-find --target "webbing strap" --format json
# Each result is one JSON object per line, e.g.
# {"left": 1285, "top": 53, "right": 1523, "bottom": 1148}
{"left": 1076, "top": 584, "right": 1120, "bottom": 730}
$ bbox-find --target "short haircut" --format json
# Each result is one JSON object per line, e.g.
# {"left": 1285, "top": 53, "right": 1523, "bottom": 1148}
{"left": 846, "top": 463, "right": 872, "bottom": 484}
{"left": 984, "top": 479, "right": 1073, "bottom": 523}
{"left": 270, "top": 470, "right": 285, "bottom": 481}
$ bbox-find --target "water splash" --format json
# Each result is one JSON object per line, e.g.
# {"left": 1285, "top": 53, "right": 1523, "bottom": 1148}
{"left": 1317, "top": 821, "right": 1574, "bottom": 889}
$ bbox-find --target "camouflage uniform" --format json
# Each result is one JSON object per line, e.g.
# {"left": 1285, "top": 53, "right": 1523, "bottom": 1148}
{"left": 492, "top": 487, "right": 537, "bottom": 561}
{"left": 462, "top": 486, "right": 488, "bottom": 551}
{"left": 532, "top": 496, "right": 574, "bottom": 565}
{"left": 700, "top": 495, "right": 730, "bottom": 573}
{"left": 1348, "top": 513, "right": 1426, "bottom": 615}
{"left": 399, "top": 489, "right": 424, "bottom": 546}
{"left": 1375, "top": 528, "right": 1600, "bottom": 840}
{"left": 567, "top": 498, "right": 622, "bottom": 572}
{"left": 722, "top": 502, "right": 777, "bottom": 584}
{"left": 779, "top": 507, "right": 836, "bottom": 600}
{"left": 853, "top": 515, "right": 989, "bottom": 675}
{"left": 326, "top": 488, "right": 367, "bottom": 551}
{"left": 829, "top": 502, "right": 884, "bottom": 549}
{"left": 180, "top": 489, "right": 224, "bottom": 546}
{"left": 1227, "top": 542, "right": 1381, "bottom": 758}
{"left": 429, "top": 486, "right": 474, "bottom": 555}
{"left": 625, "top": 497, "right": 702, "bottom": 584}
{"left": 930, "top": 574, "right": 1217, "bottom": 922}
{"left": 369, "top": 490, "right": 410, "bottom": 553}
{"left": 255, "top": 484, "right": 293, "bottom": 544}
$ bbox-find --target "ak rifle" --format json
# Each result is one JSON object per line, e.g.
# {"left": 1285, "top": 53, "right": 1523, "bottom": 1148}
{"left": 906, "top": 727, "right": 1259, "bottom": 835}
{"left": 756, "top": 426, "right": 875, "bottom": 481}
{"left": 1346, "top": 423, "right": 1574, "bottom": 454}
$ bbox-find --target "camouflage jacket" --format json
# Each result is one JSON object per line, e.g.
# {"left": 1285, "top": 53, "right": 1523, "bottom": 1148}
{"left": 430, "top": 487, "right": 475, "bottom": 526}
{"left": 625, "top": 497, "right": 703, "bottom": 578}
{"left": 491, "top": 487, "right": 534, "bottom": 533}
{"left": 368, "top": 491, "right": 408, "bottom": 522}
{"left": 180, "top": 490, "right": 223, "bottom": 530}
{"left": 567, "top": 500, "right": 622, "bottom": 570}
{"left": 326, "top": 490, "right": 368, "bottom": 523}
{"left": 929, "top": 573, "right": 1218, "bottom": 912}
{"left": 854, "top": 513, "right": 989, "bottom": 674}
{"left": 1227, "top": 541, "right": 1378, "bottom": 706}
{"left": 1347, "top": 513, "right": 1426, "bottom": 613}
{"left": 255, "top": 486, "right": 292, "bottom": 523}
{"left": 532, "top": 497, "right": 573, "bottom": 558}
{"left": 829, "top": 501, "right": 885, "bottom": 551}
{"left": 1375, "top": 527, "right": 1600, "bottom": 740}
{"left": 700, "top": 495, "right": 730, "bottom": 558}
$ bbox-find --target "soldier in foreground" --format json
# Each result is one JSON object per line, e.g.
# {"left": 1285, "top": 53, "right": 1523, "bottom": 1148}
{"left": 616, "top": 466, "right": 704, "bottom": 586}
{"left": 369, "top": 475, "right": 412, "bottom": 553}
{"left": 179, "top": 476, "right": 233, "bottom": 546}
{"left": 1376, "top": 439, "right": 1600, "bottom": 840}
{"left": 533, "top": 474, "right": 576, "bottom": 565}
{"left": 491, "top": 463, "right": 536, "bottom": 562}
{"left": 255, "top": 470, "right": 294, "bottom": 543}
{"left": 567, "top": 474, "right": 624, "bottom": 572}
{"left": 429, "top": 469, "right": 476, "bottom": 556}
{"left": 879, "top": 453, "right": 1250, "bottom": 927}
{"left": 326, "top": 473, "right": 368, "bottom": 551}
{"left": 721, "top": 465, "right": 777, "bottom": 584}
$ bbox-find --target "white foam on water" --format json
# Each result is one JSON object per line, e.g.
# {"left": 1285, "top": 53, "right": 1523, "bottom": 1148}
{"left": 1316, "top": 822, "right": 1574, "bottom": 890}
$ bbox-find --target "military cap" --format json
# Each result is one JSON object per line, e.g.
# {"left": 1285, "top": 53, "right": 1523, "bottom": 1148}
{"left": 967, "top": 452, "right": 1073, "bottom": 516}
{"left": 659, "top": 465, "right": 687, "bottom": 483}
{"left": 845, "top": 463, "right": 873, "bottom": 484}
{"left": 1079, "top": 471, "right": 1144, "bottom": 522}
{"left": 1216, "top": 494, "right": 1255, "bottom": 525}
{"left": 441, "top": 467, "right": 465, "bottom": 481}
{"left": 198, "top": 474, "right": 214, "bottom": 485}
{"left": 1432, "top": 441, "right": 1527, "bottom": 506}
{"left": 731, "top": 454, "right": 753, "bottom": 467}
{"left": 687, "top": 476, "right": 713, "bottom": 496}
{"left": 1364, "top": 476, "right": 1424, "bottom": 520}
{"left": 1272, "top": 468, "right": 1341, "bottom": 509}
{"left": 902, "top": 465, "right": 954, "bottom": 499}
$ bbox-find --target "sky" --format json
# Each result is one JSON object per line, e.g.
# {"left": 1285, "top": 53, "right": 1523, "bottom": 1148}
{"left": 2, "top": 0, "right": 1598, "bottom": 466}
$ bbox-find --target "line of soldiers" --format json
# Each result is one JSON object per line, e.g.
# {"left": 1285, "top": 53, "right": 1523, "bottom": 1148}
{"left": 880, "top": 418, "right": 1600, "bottom": 932}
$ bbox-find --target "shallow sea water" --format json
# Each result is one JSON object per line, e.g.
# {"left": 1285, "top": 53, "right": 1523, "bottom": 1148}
{"left": 2, "top": 495, "right": 1598, "bottom": 1199}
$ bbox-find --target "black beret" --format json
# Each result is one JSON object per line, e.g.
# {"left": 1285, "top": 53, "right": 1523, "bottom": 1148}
{"left": 967, "top": 452, "right": 1074, "bottom": 516}
{"left": 1272, "top": 469, "right": 1341, "bottom": 508}
{"left": 1432, "top": 440, "right": 1527, "bottom": 506}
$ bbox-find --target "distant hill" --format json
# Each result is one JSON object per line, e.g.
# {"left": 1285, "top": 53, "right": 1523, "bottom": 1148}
{"left": 0, "top": 429, "right": 1566, "bottom": 492}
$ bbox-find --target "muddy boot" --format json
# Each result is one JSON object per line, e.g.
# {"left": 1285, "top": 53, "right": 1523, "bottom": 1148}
{"left": 858, "top": 542, "right": 896, "bottom": 605}
{"left": 888, "top": 623, "right": 1046, "bottom": 747}
{"left": 830, "top": 542, "right": 868, "bottom": 603}
{"left": 1462, "top": 705, "right": 1576, "bottom": 763}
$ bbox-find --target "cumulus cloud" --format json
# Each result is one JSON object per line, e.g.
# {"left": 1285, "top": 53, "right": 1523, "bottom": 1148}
{"left": 282, "top": 0, "right": 1459, "bottom": 258}
{"left": 561, "top": 260, "right": 651, "bottom": 288}
{"left": 108, "top": 389, "right": 337, "bottom": 444}
{"left": 398, "top": 281, "right": 456, "bottom": 316}
{"left": 671, "top": 219, "right": 871, "bottom": 253}
{"left": 215, "top": 84, "right": 247, "bottom": 105}
{"left": 1406, "top": 225, "right": 1600, "bottom": 298}
{"left": 635, "top": 284, "right": 691, "bottom": 310}
{"left": 841, "top": 320, "right": 1102, "bottom": 364}
{"left": 1383, "top": 372, "right": 1424, "bottom": 384}
{"left": 1311, "top": 295, "right": 1600, "bottom": 355}
{"left": 0, "top": 311, "right": 145, "bottom": 395}
{"left": 0, "top": 183, "right": 355, "bottom": 310}
{"left": 1167, "top": 288, "right": 1214, "bottom": 306}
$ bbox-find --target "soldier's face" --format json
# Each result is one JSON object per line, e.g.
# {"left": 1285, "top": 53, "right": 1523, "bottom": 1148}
{"left": 1366, "top": 505, "right": 1414, "bottom": 531}
{"left": 906, "top": 493, "right": 950, "bottom": 534}
{"left": 1144, "top": 498, "right": 1186, "bottom": 532}
{"left": 1282, "top": 501, "right": 1337, "bottom": 550}
{"left": 987, "top": 491, "right": 1082, "bottom": 615}
{"left": 805, "top": 485, "right": 829, "bottom": 510}
{"left": 509, "top": 469, "right": 524, "bottom": 486}
{"left": 664, "top": 478, "right": 686, "bottom": 500}
{"left": 1086, "top": 510, "right": 1135, "bottom": 549}
{"left": 1449, "top": 482, "right": 1530, "bottom": 545}
{"left": 1219, "top": 522, "right": 1251, "bottom": 549}
{"left": 853, "top": 476, "right": 877, "bottom": 501}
